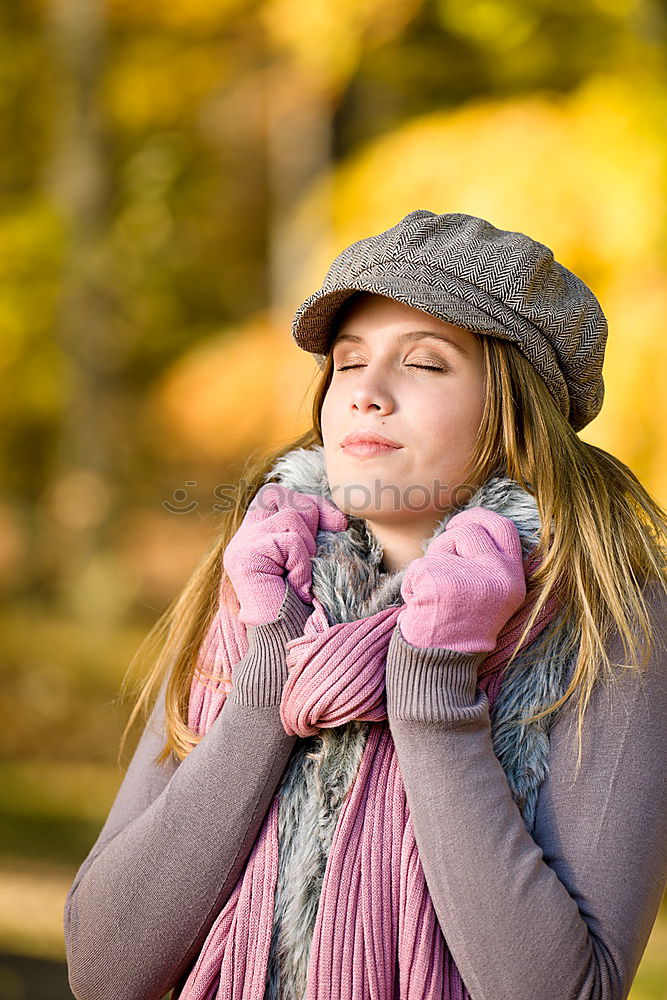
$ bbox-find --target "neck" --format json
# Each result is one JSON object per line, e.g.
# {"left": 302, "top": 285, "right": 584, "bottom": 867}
{"left": 366, "top": 515, "right": 446, "bottom": 573}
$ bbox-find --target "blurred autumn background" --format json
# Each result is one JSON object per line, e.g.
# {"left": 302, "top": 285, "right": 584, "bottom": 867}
{"left": 2, "top": 0, "right": 667, "bottom": 996}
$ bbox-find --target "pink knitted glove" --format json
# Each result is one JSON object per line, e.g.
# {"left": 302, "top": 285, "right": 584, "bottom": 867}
{"left": 396, "top": 506, "right": 527, "bottom": 652}
{"left": 222, "top": 483, "right": 348, "bottom": 626}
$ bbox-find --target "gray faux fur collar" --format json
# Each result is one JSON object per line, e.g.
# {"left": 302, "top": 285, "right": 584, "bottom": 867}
{"left": 267, "top": 444, "right": 548, "bottom": 624}
{"left": 263, "top": 443, "right": 578, "bottom": 827}
{"left": 260, "top": 443, "right": 579, "bottom": 1000}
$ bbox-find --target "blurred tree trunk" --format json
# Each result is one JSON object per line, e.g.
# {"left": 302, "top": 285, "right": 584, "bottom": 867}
{"left": 45, "top": 0, "right": 121, "bottom": 620}
{"left": 264, "top": 59, "right": 334, "bottom": 325}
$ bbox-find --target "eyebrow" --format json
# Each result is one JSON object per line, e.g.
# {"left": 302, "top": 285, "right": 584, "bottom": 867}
{"left": 331, "top": 329, "right": 471, "bottom": 358}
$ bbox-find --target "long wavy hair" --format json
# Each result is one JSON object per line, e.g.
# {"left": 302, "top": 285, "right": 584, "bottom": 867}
{"left": 117, "top": 294, "right": 667, "bottom": 778}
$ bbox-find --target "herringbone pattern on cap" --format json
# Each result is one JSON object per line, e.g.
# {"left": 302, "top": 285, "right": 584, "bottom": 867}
{"left": 291, "top": 210, "right": 607, "bottom": 432}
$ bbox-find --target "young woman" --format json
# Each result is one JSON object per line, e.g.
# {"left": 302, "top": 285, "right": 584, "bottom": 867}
{"left": 64, "top": 210, "right": 667, "bottom": 1000}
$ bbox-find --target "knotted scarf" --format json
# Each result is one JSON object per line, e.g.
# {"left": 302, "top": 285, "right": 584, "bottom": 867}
{"left": 179, "top": 446, "right": 570, "bottom": 1000}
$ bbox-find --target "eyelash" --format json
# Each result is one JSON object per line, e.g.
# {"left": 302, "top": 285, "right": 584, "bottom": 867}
{"left": 334, "top": 363, "right": 448, "bottom": 373}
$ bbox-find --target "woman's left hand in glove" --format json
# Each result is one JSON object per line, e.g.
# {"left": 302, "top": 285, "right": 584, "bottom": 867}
{"left": 396, "top": 506, "right": 527, "bottom": 652}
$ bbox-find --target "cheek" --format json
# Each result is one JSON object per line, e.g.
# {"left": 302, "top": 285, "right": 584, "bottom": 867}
{"left": 320, "top": 389, "right": 334, "bottom": 429}
{"left": 322, "top": 378, "right": 350, "bottom": 412}
{"left": 420, "top": 385, "right": 482, "bottom": 448}
{"left": 320, "top": 387, "right": 341, "bottom": 443}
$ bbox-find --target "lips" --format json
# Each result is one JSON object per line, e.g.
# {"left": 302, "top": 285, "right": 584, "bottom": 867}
{"left": 340, "top": 431, "right": 402, "bottom": 448}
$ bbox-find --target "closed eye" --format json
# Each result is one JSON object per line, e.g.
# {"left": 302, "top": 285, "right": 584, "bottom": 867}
{"left": 335, "top": 363, "right": 448, "bottom": 372}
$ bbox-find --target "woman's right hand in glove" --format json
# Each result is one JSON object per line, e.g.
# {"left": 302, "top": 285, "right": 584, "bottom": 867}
{"left": 222, "top": 483, "right": 348, "bottom": 626}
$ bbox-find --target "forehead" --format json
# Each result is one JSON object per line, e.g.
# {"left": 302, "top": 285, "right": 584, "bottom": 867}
{"left": 330, "top": 294, "right": 479, "bottom": 358}
{"left": 332, "top": 327, "right": 474, "bottom": 359}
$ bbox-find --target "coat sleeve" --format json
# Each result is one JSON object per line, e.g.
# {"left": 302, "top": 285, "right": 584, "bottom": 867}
{"left": 385, "top": 579, "right": 667, "bottom": 1000}
{"left": 63, "top": 582, "right": 312, "bottom": 1000}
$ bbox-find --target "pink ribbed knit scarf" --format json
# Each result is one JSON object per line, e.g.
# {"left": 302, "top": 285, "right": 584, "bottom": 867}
{"left": 180, "top": 550, "right": 562, "bottom": 1000}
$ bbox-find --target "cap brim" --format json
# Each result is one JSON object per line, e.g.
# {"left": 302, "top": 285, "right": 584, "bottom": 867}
{"left": 291, "top": 268, "right": 516, "bottom": 357}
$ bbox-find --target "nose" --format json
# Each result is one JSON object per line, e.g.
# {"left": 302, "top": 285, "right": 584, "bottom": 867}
{"left": 350, "top": 371, "right": 394, "bottom": 415}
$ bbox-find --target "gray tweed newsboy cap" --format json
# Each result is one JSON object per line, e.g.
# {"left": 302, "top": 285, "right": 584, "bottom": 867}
{"left": 291, "top": 209, "right": 608, "bottom": 432}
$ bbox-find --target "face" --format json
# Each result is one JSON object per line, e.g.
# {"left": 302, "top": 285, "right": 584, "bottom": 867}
{"left": 320, "top": 293, "right": 486, "bottom": 566}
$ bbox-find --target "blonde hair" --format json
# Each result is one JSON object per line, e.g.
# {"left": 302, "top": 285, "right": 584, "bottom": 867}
{"left": 118, "top": 314, "right": 667, "bottom": 778}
